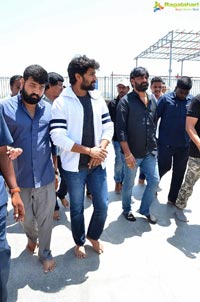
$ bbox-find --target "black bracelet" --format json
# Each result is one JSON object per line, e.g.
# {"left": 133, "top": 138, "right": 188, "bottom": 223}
{"left": 55, "top": 171, "right": 59, "bottom": 175}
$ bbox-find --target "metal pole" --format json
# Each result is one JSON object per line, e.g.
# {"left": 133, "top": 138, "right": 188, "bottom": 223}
{"left": 104, "top": 76, "right": 106, "bottom": 99}
{"left": 111, "top": 71, "right": 114, "bottom": 99}
{"left": 169, "top": 41, "right": 173, "bottom": 88}
{"left": 180, "top": 60, "right": 183, "bottom": 76}
{"left": 168, "top": 31, "right": 173, "bottom": 88}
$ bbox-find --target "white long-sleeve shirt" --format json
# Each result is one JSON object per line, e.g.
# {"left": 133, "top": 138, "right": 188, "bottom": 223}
{"left": 50, "top": 86, "right": 113, "bottom": 172}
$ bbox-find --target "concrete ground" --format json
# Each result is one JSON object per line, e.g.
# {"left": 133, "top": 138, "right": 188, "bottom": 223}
{"left": 6, "top": 145, "right": 200, "bottom": 302}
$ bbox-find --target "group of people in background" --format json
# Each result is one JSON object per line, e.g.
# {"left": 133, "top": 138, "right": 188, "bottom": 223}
{"left": 0, "top": 55, "right": 200, "bottom": 302}
{"left": 109, "top": 69, "right": 199, "bottom": 225}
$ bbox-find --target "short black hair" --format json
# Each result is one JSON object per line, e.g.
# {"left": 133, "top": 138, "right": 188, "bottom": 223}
{"left": 10, "top": 75, "right": 22, "bottom": 87}
{"left": 67, "top": 55, "right": 100, "bottom": 85}
{"left": 130, "top": 66, "right": 149, "bottom": 80}
{"left": 176, "top": 76, "right": 192, "bottom": 90}
{"left": 151, "top": 76, "right": 163, "bottom": 85}
{"left": 45, "top": 72, "right": 64, "bottom": 90}
{"left": 23, "top": 64, "right": 48, "bottom": 84}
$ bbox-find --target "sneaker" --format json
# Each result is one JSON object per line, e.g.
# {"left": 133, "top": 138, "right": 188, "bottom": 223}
{"left": 175, "top": 207, "right": 189, "bottom": 222}
{"left": 123, "top": 211, "right": 136, "bottom": 222}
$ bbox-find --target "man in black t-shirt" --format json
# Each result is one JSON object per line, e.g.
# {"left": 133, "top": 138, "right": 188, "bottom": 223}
{"left": 175, "top": 94, "right": 200, "bottom": 221}
{"left": 108, "top": 78, "right": 129, "bottom": 193}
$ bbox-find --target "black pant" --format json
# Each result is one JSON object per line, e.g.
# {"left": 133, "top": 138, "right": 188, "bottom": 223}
{"left": 56, "top": 155, "right": 68, "bottom": 201}
{"left": 158, "top": 144, "right": 189, "bottom": 203}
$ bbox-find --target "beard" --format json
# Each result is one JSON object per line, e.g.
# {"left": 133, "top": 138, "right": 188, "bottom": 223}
{"left": 134, "top": 82, "right": 149, "bottom": 92}
{"left": 80, "top": 81, "right": 96, "bottom": 91}
{"left": 21, "top": 87, "right": 42, "bottom": 105}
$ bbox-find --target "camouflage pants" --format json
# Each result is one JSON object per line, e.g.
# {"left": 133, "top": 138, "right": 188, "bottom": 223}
{"left": 176, "top": 157, "right": 200, "bottom": 209}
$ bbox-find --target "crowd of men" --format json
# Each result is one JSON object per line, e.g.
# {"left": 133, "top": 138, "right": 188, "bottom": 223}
{"left": 0, "top": 55, "right": 200, "bottom": 302}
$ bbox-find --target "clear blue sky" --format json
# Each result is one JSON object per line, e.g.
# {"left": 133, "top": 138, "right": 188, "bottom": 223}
{"left": 0, "top": 0, "right": 199, "bottom": 77}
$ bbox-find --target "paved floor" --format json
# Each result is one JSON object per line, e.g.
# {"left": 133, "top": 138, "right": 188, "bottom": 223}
{"left": 6, "top": 145, "right": 200, "bottom": 302}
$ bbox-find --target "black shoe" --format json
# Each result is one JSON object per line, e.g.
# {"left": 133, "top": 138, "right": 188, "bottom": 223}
{"left": 145, "top": 214, "right": 157, "bottom": 224}
{"left": 123, "top": 211, "right": 136, "bottom": 222}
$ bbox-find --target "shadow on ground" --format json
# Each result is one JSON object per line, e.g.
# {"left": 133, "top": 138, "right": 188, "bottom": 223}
{"left": 167, "top": 219, "right": 200, "bottom": 259}
{"left": 8, "top": 245, "right": 100, "bottom": 302}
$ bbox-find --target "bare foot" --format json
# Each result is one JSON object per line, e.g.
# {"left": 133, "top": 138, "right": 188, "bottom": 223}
{"left": 42, "top": 258, "right": 56, "bottom": 273}
{"left": 61, "top": 197, "right": 69, "bottom": 208}
{"left": 138, "top": 179, "right": 145, "bottom": 185}
{"left": 74, "top": 245, "right": 86, "bottom": 258}
{"left": 53, "top": 210, "right": 60, "bottom": 220}
{"left": 87, "top": 237, "right": 104, "bottom": 254}
{"left": 26, "top": 239, "right": 38, "bottom": 254}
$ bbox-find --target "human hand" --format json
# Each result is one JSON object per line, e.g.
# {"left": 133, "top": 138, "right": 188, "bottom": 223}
{"left": 55, "top": 175, "right": 59, "bottom": 190}
{"left": 89, "top": 146, "right": 108, "bottom": 161}
{"left": 125, "top": 153, "right": 136, "bottom": 169}
{"left": 11, "top": 193, "right": 25, "bottom": 222}
{"left": 7, "top": 147, "right": 23, "bottom": 160}
{"left": 88, "top": 158, "right": 102, "bottom": 169}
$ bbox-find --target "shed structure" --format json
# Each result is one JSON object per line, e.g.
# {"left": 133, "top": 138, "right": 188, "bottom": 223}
{"left": 134, "top": 30, "right": 200, "bottom": 86}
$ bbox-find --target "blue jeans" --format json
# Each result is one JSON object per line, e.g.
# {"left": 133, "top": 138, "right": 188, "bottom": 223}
{"left": 122, "top": 154, "right": 160, "bottom": 215}
{"left": 0, "top": 204, "right": 10, "bottom": 302}
{"left": 113, "top": 141, "right": 124, "bottom": 183}
{"left": 158, "top": 145, "right": 189, "bottom": 203}
{"left": 62, "top": 166, "right": 108, "bottom": 246}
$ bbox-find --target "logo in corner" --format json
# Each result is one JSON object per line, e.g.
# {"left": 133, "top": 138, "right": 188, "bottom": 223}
{"left": 153, "top": 1, "right": 164, "bottom": 12}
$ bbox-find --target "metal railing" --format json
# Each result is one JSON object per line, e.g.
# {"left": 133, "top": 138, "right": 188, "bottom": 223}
{"left": 97, "top": 75, "right": 200, "bottom": 100}
{"left": 0, "top": 77, "right": 10, "bottom": 98}
{"left": 1, "top": 75, "right": 200, "bottom": 100}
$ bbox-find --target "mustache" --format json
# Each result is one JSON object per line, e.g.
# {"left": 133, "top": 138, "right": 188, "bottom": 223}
{"left": 29, "top": 93, "right": 40, "bottom": 99}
